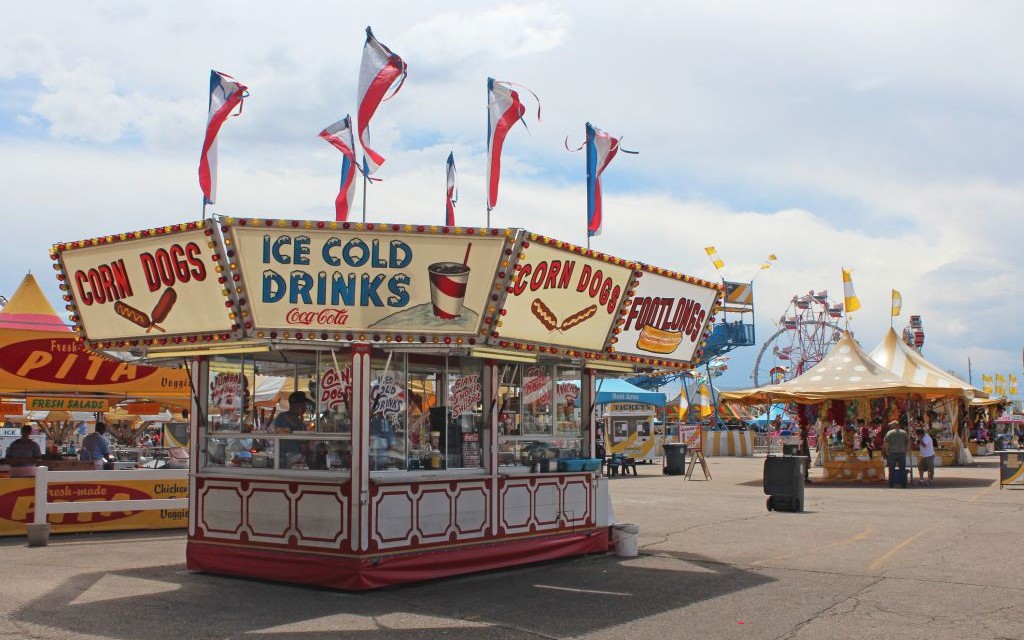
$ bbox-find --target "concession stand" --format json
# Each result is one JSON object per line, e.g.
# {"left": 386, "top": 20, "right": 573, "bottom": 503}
{"left": 51, "top": 217, "right": 721, "bottom": 589}
{"left": 721, "top": 332, "right": 966, "bottom": 483}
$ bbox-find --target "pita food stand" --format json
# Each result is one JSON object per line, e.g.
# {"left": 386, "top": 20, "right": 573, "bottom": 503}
{"left": 0, "top": 273, "right": 192, "bottom": 535}
{"left": 721, "top": 332, "right": 966, "bottom": 482}
{"left": 51, "top": 217, "right": 721, "bottom": 590}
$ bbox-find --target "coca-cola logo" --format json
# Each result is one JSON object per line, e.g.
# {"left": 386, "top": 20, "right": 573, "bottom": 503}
{"left": 285, "top": 308, "right": 351, "bottom": 326}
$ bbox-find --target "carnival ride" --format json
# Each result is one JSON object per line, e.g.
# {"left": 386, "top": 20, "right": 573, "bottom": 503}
{"left": 752, "top": 290, "right": 845, "bottom": 387}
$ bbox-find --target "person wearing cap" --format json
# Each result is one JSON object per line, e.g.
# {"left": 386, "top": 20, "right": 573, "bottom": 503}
{"left": 916, "top": 426, "right": 936, "bottom": 487}
{"left": 883, "top": 419, "right": 910, "bottom": 488}
{"left": 273, "top": 391, "right": 310, "bottom": 433}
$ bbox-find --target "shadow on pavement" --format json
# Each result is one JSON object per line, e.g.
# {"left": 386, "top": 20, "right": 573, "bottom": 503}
{"left": 11, "top": 549, "right": 774, "bottom": 639}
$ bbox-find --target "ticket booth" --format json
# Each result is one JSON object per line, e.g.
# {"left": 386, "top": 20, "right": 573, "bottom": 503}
{"left": 52, "top": 218, "right": 721, "bottom": 589}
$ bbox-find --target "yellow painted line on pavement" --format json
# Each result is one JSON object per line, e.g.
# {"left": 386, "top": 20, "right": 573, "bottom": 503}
{"left": 868, "top": 524, "right": 937, "bottom": 571}
{"left": 969, "top": 482, "right": 998, "bottom": 503}
{"left": 752, "top": 524, "right": 873, "bottom": 565}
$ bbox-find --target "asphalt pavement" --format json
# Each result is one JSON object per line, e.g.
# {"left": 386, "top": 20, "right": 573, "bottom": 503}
{"left": 1, "top": 454, "right": 1021, "bottom": 640}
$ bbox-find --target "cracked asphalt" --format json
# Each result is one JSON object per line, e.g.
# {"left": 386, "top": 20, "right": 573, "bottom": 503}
{"left": 1, "top": 454, "right": 1021, "bottom": 639}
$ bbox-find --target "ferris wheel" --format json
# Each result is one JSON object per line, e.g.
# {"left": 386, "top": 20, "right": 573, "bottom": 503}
{"left": 752, "top": 290, "right": 846, "bottom": 387}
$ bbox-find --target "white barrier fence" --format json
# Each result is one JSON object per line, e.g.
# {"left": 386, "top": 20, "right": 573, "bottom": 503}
{"left": 28, "top": 466, "right": 189, "bottom": 546}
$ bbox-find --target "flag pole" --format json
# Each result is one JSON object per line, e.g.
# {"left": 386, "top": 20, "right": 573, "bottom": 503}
{"left": 361, "top": 162, "right": 368, "bottom": 223}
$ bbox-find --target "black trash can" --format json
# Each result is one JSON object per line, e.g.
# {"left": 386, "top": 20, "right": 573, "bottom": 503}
{"left": 663, "top": 443, "right": 688, "bottom": 475}
{"left": 763, "top": 455, "right": 805, "bottom": 512}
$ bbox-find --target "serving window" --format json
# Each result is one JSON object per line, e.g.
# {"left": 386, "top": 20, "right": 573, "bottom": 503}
{"left": 202, "top": 352, "right": 353, "bottom": 474}
{"left": 497, "top": 363, "right": 582, "bottom": 467}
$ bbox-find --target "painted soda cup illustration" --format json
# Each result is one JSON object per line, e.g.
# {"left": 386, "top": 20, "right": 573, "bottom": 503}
{"left": 428, "top": 262, "right": 470, "bottom": 319}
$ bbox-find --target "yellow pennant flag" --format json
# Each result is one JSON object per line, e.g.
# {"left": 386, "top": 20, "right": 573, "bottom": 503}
{"left": 1010, "top": 374, "right": 1018, "bottom": 395}
{"left": 982, "top": 374, "right": 993, "bottom": 394}
{"left": 996, "top": 373, "right": 1007, "bottom": 396}
{"left": 891, "top": 289, "right": 902, "bottom": 317}
{"left": 760, "top": 253, "right": 778, "bottom": 270}
{"left": 704, "top": 246, "right": 725, "bottom": 271}
{"left": 698, "top": 382, "right": 713, "bottom": 418}
{"left": 842, "top": 268, "right": 861, "bottom": 313}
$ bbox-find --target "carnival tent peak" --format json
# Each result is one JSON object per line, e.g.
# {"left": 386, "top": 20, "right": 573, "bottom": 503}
{"left": 719, "top": 331, "right": 967, "bottom": 405}
{"left": 868, "top": 327, "right": 986, "bottom": 399}
{"left": 0, "top": 273, "right": 71, "bottom": 332}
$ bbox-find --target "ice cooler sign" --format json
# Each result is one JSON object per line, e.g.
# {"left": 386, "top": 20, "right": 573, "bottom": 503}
{"left": 226, "top": 225, "right": 508, "bottom": 336}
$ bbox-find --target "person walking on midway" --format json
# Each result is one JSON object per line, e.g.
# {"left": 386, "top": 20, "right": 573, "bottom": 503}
{"left": 916, "top": 426, "right": 936, "bottom": 487}
{"left": 883, "top": 420, "right": 910, "bottom": 488}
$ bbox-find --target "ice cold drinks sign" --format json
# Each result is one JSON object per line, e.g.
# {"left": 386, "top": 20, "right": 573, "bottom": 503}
{"left": 227, "top": 225, "right": 508, "bottom": 336}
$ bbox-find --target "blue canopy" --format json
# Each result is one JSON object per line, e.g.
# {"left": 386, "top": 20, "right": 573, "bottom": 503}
{"left": 592, "top": 378, "right": 666, "bottom": 408}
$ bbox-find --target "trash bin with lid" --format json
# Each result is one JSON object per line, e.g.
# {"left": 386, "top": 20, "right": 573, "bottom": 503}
{"left": 763, "top": 455, "right": 805, "bottom": 512}
{"left": 662, "top": 443, "right": 688, "bottom": 475}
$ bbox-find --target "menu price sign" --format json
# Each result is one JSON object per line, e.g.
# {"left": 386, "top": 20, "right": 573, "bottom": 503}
{"left": 495, "top": 240, "right": 634, "bottom": 352}
{"left": 54, "top": 221, "right": 235, "bottom": 343}
{"left": 226, "top": 223, "right": 509, "bottom": 338}
{"left": 610, "top": 269, "right": 721, "bottom": 365}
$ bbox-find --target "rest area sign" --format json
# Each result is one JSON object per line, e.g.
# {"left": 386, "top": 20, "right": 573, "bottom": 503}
{"left": 26, "top": 397, "right": 110, "bottom": 412}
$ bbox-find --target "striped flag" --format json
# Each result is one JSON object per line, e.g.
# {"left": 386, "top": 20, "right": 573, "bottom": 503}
{"left": 760, "top": 253, "right": 778, "bottom": 270}
{"left": 698, "top": 382, "right": 713, "bottom": 419}
{"left": 1010, "top": 374, "right": 1018, "bottom": 395}
{"left": 198, "top": 70, "right": 247, "bottom": 205}
{"left": 891, "top": 289, "right": 902, "bottom": 317}
{"left": 982, "top": 374, "right": 993, "bottom": 394}
{"left": 318, "top": 116, "right": 358, "bottom": 222}
{"left": 487, "top": 78, "right": 539, "bottom": 212}
{"left": 842, "top": 268, "right": 861, "bottom": 313}
{"left": 357, "top": 27, "right": 407, "bottom": 176}
{"left": 445, "top": 151, "right": 457, "bottom": 226}
{"left": 704, "top": 246, "right": 725, "bottom": 271}
{"left": 583, "top": 122, "right": 636, "bottom": 237}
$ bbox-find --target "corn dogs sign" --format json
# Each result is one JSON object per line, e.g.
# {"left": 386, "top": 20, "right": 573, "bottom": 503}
{"left": 497, "top": 240, "right": 634, "bottom": 352}
{"left": 611, "top": 268, "right": 721, "bottom": 364}
{"left": 55, "top": 221, "right": 235, "bottom": 342}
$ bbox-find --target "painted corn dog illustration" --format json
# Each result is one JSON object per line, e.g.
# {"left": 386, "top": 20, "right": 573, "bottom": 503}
{"left": 147, "top": 287, "right": 177, "bottom": 332}
{"left": 530, "top": 298, "right": 559, "bottom": 331}
{"left": 560, "top": 304, "right": 598, "bottom": 331}
{"left": 114, "top": 301, "right": 152, "bottom": 329}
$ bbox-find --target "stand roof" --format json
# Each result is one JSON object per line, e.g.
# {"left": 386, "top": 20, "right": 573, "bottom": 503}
{"left": 868, "top": 327, "right": 985, "bottom": 399}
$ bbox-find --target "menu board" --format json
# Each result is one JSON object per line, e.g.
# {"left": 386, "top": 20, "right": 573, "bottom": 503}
{"left": 55, "top": 221, "right": 235, "bottom": 342}
{"left": 495, "top": 240, "right": 634, "bottom": 352}
{"left": 611, "top": 269, "right": 721, "bottom": 364}
{"left": 226, "top": 223, "right": 508, "bottom": 338}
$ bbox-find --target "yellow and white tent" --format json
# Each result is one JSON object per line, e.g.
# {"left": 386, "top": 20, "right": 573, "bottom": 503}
{"left": 868, "top": 328, "right": 985, "bottom": 400}
{"left": 720, "top": 331, "right": 966, "bottom": 405}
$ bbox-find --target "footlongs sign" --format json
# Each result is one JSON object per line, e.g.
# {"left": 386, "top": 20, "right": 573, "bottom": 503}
{"left": 224, "top": 220, "right": 511, "bottom": 339}
{"left": 52, "top": 220, "right": 236, "bottom": 344}
{"left": 494, "top": 235, "right": 635, "bottom": 352}
{"left": 609, "top": 266, "right": 722, "bottom": 365}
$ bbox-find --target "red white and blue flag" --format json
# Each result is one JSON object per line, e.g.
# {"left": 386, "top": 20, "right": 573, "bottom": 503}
{"left": 318, "top": 116, "right": 359, "bottom": 222}
{"left": 445, "top": 151, "right": 457, "bottom": 226}
{"left": 357, "top": 27, "right": 406, "bottom": 176}
{"left": 198, "top": 70, "right": 247, "bottom": 205}
{"left": 584, "top": 122, "right": 636, "bottom": 237}
{"left": 486, "top": 78, "right": 539, "bottom": 212}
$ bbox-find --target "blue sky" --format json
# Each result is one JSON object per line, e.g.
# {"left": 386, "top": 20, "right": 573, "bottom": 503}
{"left": 2, "top": 1, "right": 1022, "bottom": 396}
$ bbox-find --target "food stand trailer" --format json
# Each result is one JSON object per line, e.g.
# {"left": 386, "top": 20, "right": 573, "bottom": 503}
{"left": 51, "top": 218, "right": 721, "bottom": 589}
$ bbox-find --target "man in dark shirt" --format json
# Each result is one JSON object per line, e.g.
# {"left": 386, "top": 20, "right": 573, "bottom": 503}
{"left": 6, "top": 425, "right": 42, "bottom": 476}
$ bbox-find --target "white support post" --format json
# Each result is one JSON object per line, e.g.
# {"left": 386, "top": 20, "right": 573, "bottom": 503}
{"left": 27, "top": 466, "right": 51, "bottom": 546}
